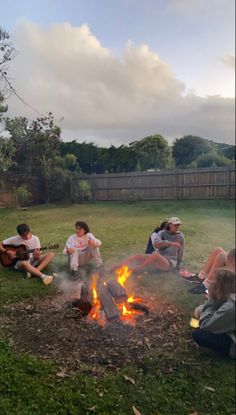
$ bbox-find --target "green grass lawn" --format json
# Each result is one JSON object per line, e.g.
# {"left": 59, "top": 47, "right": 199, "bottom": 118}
{"left": 0, "top": 200, "right": 235, "bottom": 415}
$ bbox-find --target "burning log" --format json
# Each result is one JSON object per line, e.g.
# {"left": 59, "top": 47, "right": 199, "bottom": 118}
{"left": 66, "top": 280, "right": 93, "bottom": 316}
{"left": 80, "top": 280, "right": 91, "bottom": 303}
{"left": 128, "top": 302, "right": 149, "bottom": 315}
{"left": 106, "top": 280, "right": 128, "bottom": 304}
{"left": 96, "top": 279, "right": 120, "bottom": 321}
{"left": 65, "top": 264, "right": 149, "bottom": 324}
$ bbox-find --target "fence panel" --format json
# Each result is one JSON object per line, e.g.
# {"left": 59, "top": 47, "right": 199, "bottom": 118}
{"left": 0, "top": 191, "right": 17, "bottom": 208}
{"left": 73, "top": 167, "right": 235, "bottom": 201}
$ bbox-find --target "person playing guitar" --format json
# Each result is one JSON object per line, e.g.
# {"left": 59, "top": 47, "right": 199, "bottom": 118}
{"left": 0, "top": 223, "right": 55, "bottom": 286}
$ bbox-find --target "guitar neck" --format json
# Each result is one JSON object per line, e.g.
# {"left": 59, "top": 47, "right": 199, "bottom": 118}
{"left": 24, "top": 246, "right": 49, "bottom": 254}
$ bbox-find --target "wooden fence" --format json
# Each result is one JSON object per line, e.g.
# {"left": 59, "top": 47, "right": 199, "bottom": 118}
{"left": 72, "top": 167, "right": 235, "bottom": 201}
{"left": 0, "top": 191, "right": 17, "bottom": 208}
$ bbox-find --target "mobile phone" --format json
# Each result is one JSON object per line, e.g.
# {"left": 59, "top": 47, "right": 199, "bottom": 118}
{"left": 190, "top": 318, "right": 199, "bottom": 328}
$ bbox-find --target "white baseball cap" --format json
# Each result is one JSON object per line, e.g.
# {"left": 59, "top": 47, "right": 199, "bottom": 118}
{"left": 168, "top": 217, "right": 182, "bottom": 225}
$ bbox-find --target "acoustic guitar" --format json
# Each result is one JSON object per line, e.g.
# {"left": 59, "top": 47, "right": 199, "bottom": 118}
{"left": 0, "top": 243, "right": 59, "bottom": 267}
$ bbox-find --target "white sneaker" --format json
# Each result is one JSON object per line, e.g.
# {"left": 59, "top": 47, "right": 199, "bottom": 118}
{"left": 42, "top": 275, "right": 54, "bottom": 286}
{"left": 26, "top": 272, "right": 32, "bottom": 279}
{"left": 52, "top": 272, "right": 59, "bottom": 278}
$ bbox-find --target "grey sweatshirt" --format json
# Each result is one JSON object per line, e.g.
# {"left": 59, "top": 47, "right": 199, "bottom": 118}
{"left": 199, "top": 294, "right": 236, "bottom": 359}
{"left": 152, "top": 229, "right": 185, "bottom": 268}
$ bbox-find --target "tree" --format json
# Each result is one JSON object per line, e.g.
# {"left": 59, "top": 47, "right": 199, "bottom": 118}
{"left": 60, "top": 141, "right": 102, "bottom": 174}
{"left": 135, "top": 160, "right": 141, "bottom": 172}
{"left": 5, "top": 113, "right": 65, "bottom": 202}
{"left": 63, "top": 153, "right": 80, "bottom": 172}
{"left": 129, "top": 135, "right": 171, "bottom": 170}
{"left": 0, "top": 92, "right": 7, "bottom": 121}
{"left": 0, "top": 136, "right": 16, "bottom": 173}
{"left": 71, "top": 180, "right": 92, "bottom": 203}
{"left": 101, "top": 145, "right": 139, "bottom": 173}
{"left": 193, "top": 152, "right": 231, "bottom": 168}
{"left": 42, "top": 165, "right": 72, "bottom": 202}
{"left": 0, "top": 27, "right": 17, "bottom": 99}
{"left": 172, "top": 135, "right": 212, "bottom": 167}
{"left": 4, "top": 117, "right": 31, "bottom": 175}
{"left": 0, "top": 28, "right": 17, "bottom": 184}
{"left": 15, "top": 185, "right": 32, "bottom": 207}
{"left": 217, "top": 144, "right": 235, "bottom": 160}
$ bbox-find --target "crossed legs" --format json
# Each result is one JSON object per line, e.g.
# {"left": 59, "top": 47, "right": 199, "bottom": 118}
{"left": 17, "top": 252, "right": 55, "bottom": 278}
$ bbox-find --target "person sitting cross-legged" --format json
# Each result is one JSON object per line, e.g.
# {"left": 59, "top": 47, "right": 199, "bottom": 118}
{"left": 0, "top": 223, "right": 54, "bottom": 286}
{"left": 192, "top": 268, "right": 235, "bottom": 359}
{"left": 63, "top": 220, "right": 102, "bottom": 278}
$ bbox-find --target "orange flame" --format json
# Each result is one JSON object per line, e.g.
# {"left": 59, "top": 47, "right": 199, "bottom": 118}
{"left": 115, "top": 265, "right": 132, "bottom": 287}
{"left": 116, "top": 265, "right": 142, "bottom": 322}
{"left": 89, "top": 274, "right": 101, "bottom": 320}
{"left": 89, "top": 265, "right": 143, "bottom": 325}
{"left": 127, "top": 295, "right": 142, "bottom": 303}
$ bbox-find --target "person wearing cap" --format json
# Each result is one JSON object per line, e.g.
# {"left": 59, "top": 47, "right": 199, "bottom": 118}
{"left": 112, "top": 216, "right": 184, "bottom": 274}
{"left": 148, "top": 216, "right": 184, "bottom": 271}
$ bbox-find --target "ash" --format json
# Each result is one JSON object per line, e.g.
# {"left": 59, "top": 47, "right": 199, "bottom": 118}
{"left": 1, "top": 292, "right": 187, "bottom": 377}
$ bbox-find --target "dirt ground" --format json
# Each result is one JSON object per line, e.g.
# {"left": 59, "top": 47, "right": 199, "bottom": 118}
{"left": 1, "top": 287, "right": 190, "bottom": 377}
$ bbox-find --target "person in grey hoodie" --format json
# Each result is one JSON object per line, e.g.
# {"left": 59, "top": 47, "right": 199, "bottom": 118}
{"left": 112, "top": 217, "right": 184, "bottom": 274}
{"left": 192, "top": 268, "right": 235, "bottom": 359}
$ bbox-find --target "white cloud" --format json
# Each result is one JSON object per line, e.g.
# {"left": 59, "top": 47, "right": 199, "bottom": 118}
{"left": 220, "top": 54, "right": 235, "bottom": 70}
{"left": 7, "top": 20, "right": 235, "bottom": 146}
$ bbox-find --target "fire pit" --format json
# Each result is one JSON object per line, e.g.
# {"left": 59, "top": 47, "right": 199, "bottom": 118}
{"left": 67, "top": 265, "right": 149, "bottom": 325}
{"left": 0, "top": 265, "right": 188, "bottom": 377}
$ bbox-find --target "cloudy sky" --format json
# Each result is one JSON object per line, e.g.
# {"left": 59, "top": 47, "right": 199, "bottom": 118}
{"left": 1, "top": 0, "right": 235, "bottom": 146}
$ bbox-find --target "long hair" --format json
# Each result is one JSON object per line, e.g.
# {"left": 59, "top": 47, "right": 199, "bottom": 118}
{"left": 210, "top": 268, "right": 235, "bottom": 308}
{"left": 159, "top": 220, "right": 168, "bottom": 230}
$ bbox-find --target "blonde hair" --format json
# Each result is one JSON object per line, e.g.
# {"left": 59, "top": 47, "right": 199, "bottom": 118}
{"left": 210, "top": 268, "right": 235, "bottom": 307}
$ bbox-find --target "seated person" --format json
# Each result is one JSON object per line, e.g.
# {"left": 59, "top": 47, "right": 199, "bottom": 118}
{"left": 188, "top": 247, "right": 236, "bottom": 295}
{"left": 63, "top": 221, "right": 102, "bottom": 277}
{"left": 0, "top": 223, "right": 54, "bottom": 285}
{"left": 192, "top": 268, "right": 235, "bottom": 359}
{"left": 112, "top": 217, "right": 184, "bottom": 274}
{"left": 145, "top": 220, "right": 168, "bottom": 254}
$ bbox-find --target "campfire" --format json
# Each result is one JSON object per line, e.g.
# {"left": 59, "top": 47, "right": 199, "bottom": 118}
{"left": 3, "top": 265, "right": 185, "bottom": 375}
{"left": 69, "top": 265, "right": 149, "bottom": 325}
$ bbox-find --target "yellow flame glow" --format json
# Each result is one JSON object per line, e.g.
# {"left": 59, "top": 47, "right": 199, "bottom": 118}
{"left": 116, "top": 265, "right": 132, "bottom": 287}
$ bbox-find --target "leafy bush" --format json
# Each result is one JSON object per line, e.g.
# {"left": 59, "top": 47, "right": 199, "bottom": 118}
{"left": 71, "top": 179, "right": 92, "bottom": 203}
{"left": 15, "top": 185, "right": 32, "bottom": 207}
{"left": 193, "top": 152, "right": 231, "bottom": 168}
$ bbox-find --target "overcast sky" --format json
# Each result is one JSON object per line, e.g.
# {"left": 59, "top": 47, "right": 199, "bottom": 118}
{"left": 1, "top": 0, "right": 235, "bottom": 146}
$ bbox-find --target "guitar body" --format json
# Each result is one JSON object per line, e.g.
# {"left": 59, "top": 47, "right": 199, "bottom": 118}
{"left": 0, "top": 243, "right": 59, "bottom": 267}
{"left": 0, "top": 244, "right": 29, "bottom": 267}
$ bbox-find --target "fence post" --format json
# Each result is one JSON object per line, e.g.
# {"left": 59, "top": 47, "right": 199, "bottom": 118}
{"left": 227, "top": 169, "right": 231, "bottom": 199}
{"left": 174, "top": 170, "right": 179, "bottom": 199}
